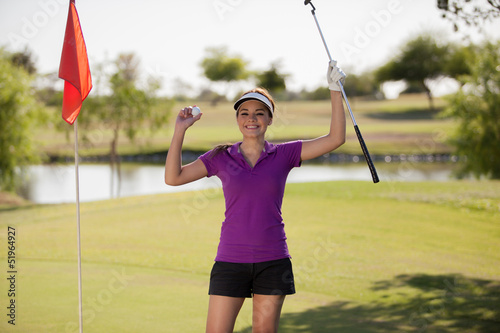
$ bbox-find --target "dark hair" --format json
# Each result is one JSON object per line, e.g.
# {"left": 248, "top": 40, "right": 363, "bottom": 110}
{"left": 236, "top": 87, "right": 275, "bottom": 118}
{"left": 209, "top": 143, "right": 233, "bottom": 159}
{"left": 209, "top": 88, "right": 276, "bottom": 159}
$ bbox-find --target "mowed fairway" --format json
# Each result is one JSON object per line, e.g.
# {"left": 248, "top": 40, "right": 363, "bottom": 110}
{"left": 0, "top": 180, "right": 499, "bottom": 332}
{"left": 38, "top": 94, "right": 454, "bottom": 157}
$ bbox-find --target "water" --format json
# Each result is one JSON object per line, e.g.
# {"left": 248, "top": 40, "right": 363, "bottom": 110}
{"left": 19, "top": 163, "right": 457, "bottom": 204}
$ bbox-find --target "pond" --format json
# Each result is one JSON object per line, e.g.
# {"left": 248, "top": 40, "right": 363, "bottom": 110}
{"left": 19, "top": 162, "right": 459, "bottom": 204}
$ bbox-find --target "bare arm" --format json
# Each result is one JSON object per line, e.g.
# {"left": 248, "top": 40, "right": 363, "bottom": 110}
{"left": 301, "top": 90, "right": 346, "bottom": 161}
{"left": 164, "top": 107, "right": 208, "bottom": 186}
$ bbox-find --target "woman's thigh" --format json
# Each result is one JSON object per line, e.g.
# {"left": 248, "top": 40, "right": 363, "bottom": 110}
{"left": 206, "top": 295, "right": 245, "bottom": 333}
{"left": 252, "top": 294, "right": 286, "bottom": 333}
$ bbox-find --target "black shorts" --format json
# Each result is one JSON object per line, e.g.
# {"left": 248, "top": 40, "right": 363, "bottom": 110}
{"left": 208, "top": 258, "right": 295, "bottom": 298}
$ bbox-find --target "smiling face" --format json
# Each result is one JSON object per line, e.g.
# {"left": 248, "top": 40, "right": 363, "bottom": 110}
{"left": 236, "top": 100, "right": 273, "bottom": 139}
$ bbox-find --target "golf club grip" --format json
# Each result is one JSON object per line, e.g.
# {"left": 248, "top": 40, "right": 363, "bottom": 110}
{"left": 354, "top": 125, "right": 379, "bottom": 183}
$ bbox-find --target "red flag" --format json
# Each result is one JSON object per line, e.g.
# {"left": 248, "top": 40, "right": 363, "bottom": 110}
{"left": 59, "top": 0, "right": 92, "bottom": 125}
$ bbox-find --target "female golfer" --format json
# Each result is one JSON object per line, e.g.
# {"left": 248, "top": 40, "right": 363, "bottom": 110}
{"left": 165, "top": 61, "right": 346, "bottom": 333}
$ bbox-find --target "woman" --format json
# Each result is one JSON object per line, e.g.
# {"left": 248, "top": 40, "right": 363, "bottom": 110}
{"left": 165, "top": 60, "right": 346, "bottom": 333}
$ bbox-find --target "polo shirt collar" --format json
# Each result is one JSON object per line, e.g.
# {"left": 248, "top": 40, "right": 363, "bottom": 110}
{"left": 228, "top": 141, "right": 277, "bottom": 157}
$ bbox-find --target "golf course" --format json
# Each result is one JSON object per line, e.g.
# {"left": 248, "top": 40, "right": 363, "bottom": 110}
{"left": 1, "top": 95, "right": 499, "bottom": 332}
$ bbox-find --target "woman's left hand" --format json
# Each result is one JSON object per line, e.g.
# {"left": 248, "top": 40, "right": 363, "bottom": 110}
{"left": 327, "top": 60, "right": 347, "bottom": 91}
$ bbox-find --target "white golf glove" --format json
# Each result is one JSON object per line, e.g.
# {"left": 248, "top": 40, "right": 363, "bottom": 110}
{"left": 327, "top": 60, "right": 346, "bottom": 91}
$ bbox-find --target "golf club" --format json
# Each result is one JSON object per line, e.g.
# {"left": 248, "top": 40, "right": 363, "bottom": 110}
{"left": 304, "top": 0, "right": 380, "bottom": 183}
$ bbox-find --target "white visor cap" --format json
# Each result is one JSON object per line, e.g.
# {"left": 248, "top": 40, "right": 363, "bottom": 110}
{"left": 234, "top": 92, "right": 274, "bottom": 116}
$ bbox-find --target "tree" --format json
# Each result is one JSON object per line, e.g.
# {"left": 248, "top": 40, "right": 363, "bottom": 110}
{"left": 35, "top": 72, "right": 63, "bottom": 107}
{"left": 302, "top": 71, "right": 381, "bottom": 101}
{"left": 302, "top": 86, "right": 330, "bottom": 100}
{"left": 375, "top": 33, "right": 449, "bottom": 110}
{"left": 255, "top": 61, "right": 288, "bottom": 96}
{"left": 443, "top": 41, "right": 500, "bottom": 179}
{"left": 200, "top": 46, "right": 249, "bottom": 102}
{"left": 0, "top": 49, "right": 40, "bottom": 192}
{"left": 342, "top": 71, "right": 380, "bottom": 98}
{"left": 78, "top": 53, "right": 171, "bottom": 197}
{"left": 10, "top": 47, "right": 36, "bottom": 75}
{"left": 437, "top": 0, "right": 500, "bottom": 31}
{"left": 443, "top": 43, "right": 476, "bottom": 80}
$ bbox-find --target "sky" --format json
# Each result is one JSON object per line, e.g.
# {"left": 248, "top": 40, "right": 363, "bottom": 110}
{"left": 1, "top": 0, "right": 499, "bottom": 98}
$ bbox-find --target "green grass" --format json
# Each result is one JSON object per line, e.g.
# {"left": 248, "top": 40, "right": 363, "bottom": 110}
{"left": 39, "top": 94, "right": 456, "bottom": 157}
{"left": 0, "top": 180, "right": 499, "bottom": 332}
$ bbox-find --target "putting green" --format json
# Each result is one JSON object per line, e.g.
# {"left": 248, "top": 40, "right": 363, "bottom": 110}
{"left": 0, "top": 180, "right": 498, "bottom": 332}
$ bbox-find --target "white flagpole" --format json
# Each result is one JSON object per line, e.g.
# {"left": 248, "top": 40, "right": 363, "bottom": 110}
{"left": 73, "top": 119, "right": 84, "bottom": 333}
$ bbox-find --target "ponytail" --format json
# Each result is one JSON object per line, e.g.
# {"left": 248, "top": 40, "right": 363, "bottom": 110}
{"left": 209, "top": 143, "right": 233, "bottom": 159}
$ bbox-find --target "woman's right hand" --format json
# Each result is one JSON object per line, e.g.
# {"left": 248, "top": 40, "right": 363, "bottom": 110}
{"left": 166, "top": 105, "right": 208, "bottom": 186}
{"left": 175, "top": 106, "right": 202, "bottom": 131}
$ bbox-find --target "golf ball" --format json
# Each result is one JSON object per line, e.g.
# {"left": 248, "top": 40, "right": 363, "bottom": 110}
{"left": 191, "top": 106, "right": 201, "bottom": 116}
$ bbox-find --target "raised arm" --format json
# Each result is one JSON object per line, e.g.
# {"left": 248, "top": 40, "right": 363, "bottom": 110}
{"left": 301, "top": 61, "right": 347, "bottom": 161}
{"left": 164, "top": 106, "right": 208, "bottom": 186}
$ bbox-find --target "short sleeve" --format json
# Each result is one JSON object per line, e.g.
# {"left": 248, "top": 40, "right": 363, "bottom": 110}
{"left": 278, "top": 140, "right": 302, "bottom": 168}
{"left": 198, "top": 150, "right": 217, "bottom": 177}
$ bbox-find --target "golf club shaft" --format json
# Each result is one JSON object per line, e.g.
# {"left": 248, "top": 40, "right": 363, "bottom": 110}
{"left": 311, "top": 10, "right": 356, "bottom": 124}
{"left": 310, "top": 8, "right": 379, "bottom": 183}
{"left": 312, "top": 13, "right": 333, "bottom": 62}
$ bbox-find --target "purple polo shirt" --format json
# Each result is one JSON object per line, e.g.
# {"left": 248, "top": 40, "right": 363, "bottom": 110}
{"left": 199, "top": 140, "right": 302, "bottom": 263}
